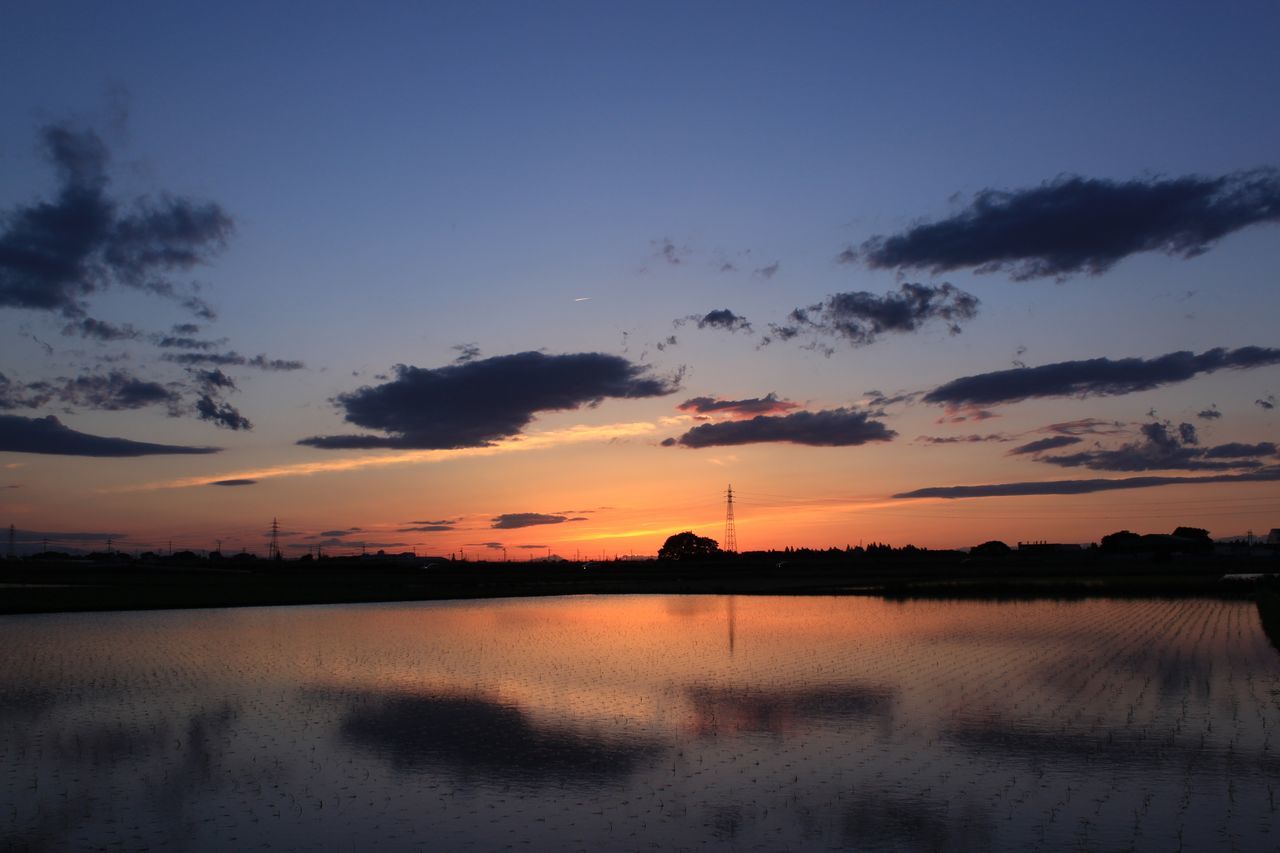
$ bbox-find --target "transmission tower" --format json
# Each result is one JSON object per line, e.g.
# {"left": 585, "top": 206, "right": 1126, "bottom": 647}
{"left": 268, "top": 518, "right": 281, "bottom": 560}
{"left": 723, "top": 484, "right": 738, "bottom": 553}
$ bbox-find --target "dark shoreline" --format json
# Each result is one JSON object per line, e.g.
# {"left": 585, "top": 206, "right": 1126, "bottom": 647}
{"left": 2, "top": 553, "right": 1276, "bottom": 615}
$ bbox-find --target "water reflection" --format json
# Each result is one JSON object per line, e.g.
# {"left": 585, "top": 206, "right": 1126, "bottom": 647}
{"left": 324, "top": 687, "right": 664, "bottom": 786}
{"left": 1259, "top": 589, "right": 1280, "bottom": 654}
{"left": 841, "top": 789, "right": 993, "bottom": 852}
{"left": 685, "top": 682, "right": 894, "bottom": 735}
{"left": 947, "top": 711, "right": 1280, "bottom": 774}
{"left": 0, "top": 595, "right": 1277, "bottom": 852}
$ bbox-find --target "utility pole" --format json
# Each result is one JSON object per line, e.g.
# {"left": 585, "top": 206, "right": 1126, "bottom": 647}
{"left": 724, "top": 484, "right": 738, "bottom": 553}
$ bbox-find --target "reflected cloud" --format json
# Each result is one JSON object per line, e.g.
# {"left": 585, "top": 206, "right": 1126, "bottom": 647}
{"left": 945, "top": 713, "right": 1280, "bottom": 775}
{"left": 0, "top": 686, "right": 67, "bottom": 721}
{"left": 322, "top": 687, "right": 665, "bottom": 787}
{"left": 2, "top": 701, "right": 241, "bottom": 852}
{"left": 842, "top": 789, "right": 993, "bottom": 852}
{"left": 685, "top": 683, "right": 895, "bottom": 736}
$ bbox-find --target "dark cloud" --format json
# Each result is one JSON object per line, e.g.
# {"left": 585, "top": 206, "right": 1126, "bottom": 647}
{"left": 153, "top": 334, "right": 223, "bottom": 350}
{"left": 753, "top": 261, "right": 780, "bottom": 279}
{"left": 925, "top": 347, "right": 1280, "bottom": 407}
{"left": 408, "top": 519, "right": 453, "bottom": 526}
{"left": 298, "top": 351, "right": 678, "bottom": 450}
{"left": 181, "top": 294, "right": 217, "bottom": 320}
{"left": 0, "top": 370, "right": 178, "bottom": 412}
{"left": 860, "top": 169, "right": 1280, "bottom": 279}
{"left": 190, "top": 368, "right": 237, "bottom": 393}
{"left": 864, "top": 389, "right": 920, "bottom": 409}
{"left": 1042, "top": 418, "right": 1128, "bottom": 436}
{"left": 161, "top": 351, "right": 306, "bottom": 371}
{"left": 665, "top": 408, "right": 896, "bottom": 448}
{"left": 1203, "top": 441, "right": 1278, "bottom": 458}
{"left": 772, "top": 283, "right": 978, "bottom": 348}
{"left": 172, "top": 323, "right": 200, "bottom": 335}
{"left": 247, "top": 354, "right": 306, "bottom": 371}
{"left": 162, "top": 352, "right": 245, "bottom": 367}
{"left": 0, "top": 123, "right": 232, "bottom": 316}
{"left": 466, "top": 541, "right": 505, "bottom": 550}
{"left": 677, "top": 393, "right": 799, "bottom": 418}
{"left": 307, "top": 538, "right": 407, "bottom": 550}
{"left": 917, "top": 433, "right": 1012, "bottom": 445}
{"left": 318, "top": 528, "right": 362, "bottom": 537}
{"left": 209, "top": 479, "right": 256, "bottom": 486}
{"left": 1001, "top": 419, "right": 1278, "bottom": 474}
{"left": 0, "top": 414, "right": 218, "bottom": 456}
{"left": 1008, "top": 435, "right": 1083, "bottom": 455}
{"left": 0, "top": 373, "right": 46, "bottom": 410}
{"left": 514, "top": 544, "right": 547, "bottom": 550}
{"left": 61, "top": 317, "right": 141, "bottom": 341}
{"left": 835, "top": 246, "right": 858, "bottom": 265}
{"left": 680, "top": 309, "right": 751, "bottom": 333}
{"left": 895, "top": 468, "right": 1280, "bottom": 500}
{"left": 1258, "top": 395, "right": 1276, "bottom": 410}
{"left": 452, "top": 343, "right": 480, "bottom": 363}
{"left": 63, "top": 372, "right": 176, "bottom": 410}
{"left": 399, "top": 525, "right": 455, "bottom": 532}
{"left": 195, "top": 395, "right": 251, "bottom": 431}
{"left": 1197, "top": 406, "right": 1223, "bottom": 420}
{"left": 937, "top": 407, "right": 999, "bottom": 424}
{"left": 1033, "top": 420, "right": 1262, "bottom": 472}
{"left": 492, "top": 513, "right": 569, "bottom": 530}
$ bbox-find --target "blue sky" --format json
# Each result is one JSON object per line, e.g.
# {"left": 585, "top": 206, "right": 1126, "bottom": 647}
{"left": 2, "top": 1, "right": 1278, "bottom": 553}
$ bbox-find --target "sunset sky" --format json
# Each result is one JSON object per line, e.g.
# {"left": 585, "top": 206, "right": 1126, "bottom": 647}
{"left": 2, "top": 1, "right": 1278, "bottom": 557}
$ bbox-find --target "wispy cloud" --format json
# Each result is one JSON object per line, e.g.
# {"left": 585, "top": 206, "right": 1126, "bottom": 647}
{"left": 894, "top": 468, "right": 1280, "bottom": 499}
{"left": 120, "top": 420, "right": 663, "bottom": 491}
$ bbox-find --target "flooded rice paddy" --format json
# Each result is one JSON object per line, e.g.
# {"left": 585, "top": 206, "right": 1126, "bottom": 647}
{"left": 2, "top": 595, "right": 1278, "bottom": 852}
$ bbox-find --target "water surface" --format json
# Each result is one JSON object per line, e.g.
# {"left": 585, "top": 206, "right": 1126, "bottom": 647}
{"left": 2, "top": 595, "right": 1277, "bottom": 851}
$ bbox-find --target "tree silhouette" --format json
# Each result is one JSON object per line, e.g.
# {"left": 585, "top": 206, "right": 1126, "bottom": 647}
{"left": 1101, "top": 530, "right": 1142, "bottom": 551}
{"left": 970, "top": 540, "right": 1011, "bottom": 558}
{"left": 658, "top": 531, "right": 721, "bottom": 561}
